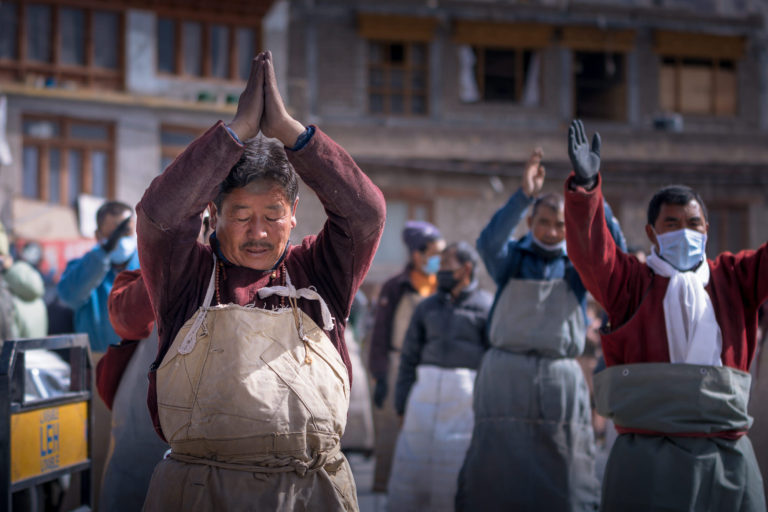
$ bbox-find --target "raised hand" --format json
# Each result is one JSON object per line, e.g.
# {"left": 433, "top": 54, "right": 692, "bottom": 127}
{"left": 522, "top": 147, "right": 545, "bottom": 198}
{"left": 260, "top": 51, "right": 305, "bottom": 147}
{"left": 568, "top": 119, "right": 601, "bottom": 188}
{"left": 228, "top": 52, "right": 266, "bottom": 141}
{"left": 102, "top": 216, "right": 132, "bottom": 254}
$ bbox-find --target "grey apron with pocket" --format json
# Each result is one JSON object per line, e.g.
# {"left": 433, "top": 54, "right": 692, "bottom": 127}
{"left": 457, "top": 278, "right": 600, "bottom": 512}
{"left": 595, "top": 363, "right": 766, "bottom": 512}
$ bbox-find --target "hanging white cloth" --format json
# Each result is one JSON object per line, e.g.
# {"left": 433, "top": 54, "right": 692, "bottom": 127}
{"left": 646, "top": 250, "right": 723, "bottom": 366}
{"left": 0, "top": 96, "right": 12, "bottom": 166}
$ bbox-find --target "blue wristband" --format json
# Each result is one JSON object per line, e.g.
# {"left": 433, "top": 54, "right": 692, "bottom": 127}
{"left": 288, "top": 126, "right": 315, "bottom": 151}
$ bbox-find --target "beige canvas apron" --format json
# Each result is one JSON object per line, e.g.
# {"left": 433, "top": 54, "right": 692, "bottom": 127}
{"left": 142, "top": 256, "right": 357, "bottom": 511}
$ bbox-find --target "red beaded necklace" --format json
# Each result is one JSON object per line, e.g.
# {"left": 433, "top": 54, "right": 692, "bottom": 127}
{"left": 214, "top": 260, "right": 288, "bottom": 308}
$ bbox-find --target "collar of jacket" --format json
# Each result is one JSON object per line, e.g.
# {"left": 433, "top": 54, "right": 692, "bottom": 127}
{"left": 516, "top": 232, "right": 567, "bottom": 261}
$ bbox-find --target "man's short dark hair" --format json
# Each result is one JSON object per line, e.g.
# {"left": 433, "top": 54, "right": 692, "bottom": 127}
{"left": 96, "top": 201, "right": 132, "bottom": 230}
{"left": 647, "top": 185, "right": 708, "bottom": 226}
{"left": 532, "top": 193, "right": 564, "bottom": 217}
{"left": 214, "top": 135, "right": 299, "bottom": 209}
{"left": 446, "top": 241, "right": 480, "bottom": 281}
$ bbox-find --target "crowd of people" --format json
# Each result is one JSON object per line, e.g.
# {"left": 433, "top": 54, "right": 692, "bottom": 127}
{"left": 0, "top": 51, "right": 767, "bottom": 512}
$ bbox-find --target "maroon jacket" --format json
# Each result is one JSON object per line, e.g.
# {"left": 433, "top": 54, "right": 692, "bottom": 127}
{"left": 136, "top": 122, "right": 386, "bottom": 440}
{"left": 565, "top": 174, "right": 768, "bottom": 436}
{"left": 368, "top": 265, "right": 418, "bottom": 380}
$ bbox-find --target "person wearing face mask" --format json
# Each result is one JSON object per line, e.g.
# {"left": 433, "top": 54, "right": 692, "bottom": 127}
{"left": 564, "top": 119, "right": 767, "bottom": 511}
{"left": 57, "top": 200, "right": 139, "bottom": 507}
{"left": 456, "top": 147, "right": 626, "bottom": 512}
{"left": 368, "top": 220, "right": 445, "bottom": 492}
{"left": 387, "top": 242, "right": 491, "bottom": 511}
{"left": 58, "top": 201, "right": 138, "bottom": 352}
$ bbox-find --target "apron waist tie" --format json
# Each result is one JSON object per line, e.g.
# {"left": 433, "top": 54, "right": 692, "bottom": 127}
{"left": 167, "top": 443, "right": 342, "bottom": 477}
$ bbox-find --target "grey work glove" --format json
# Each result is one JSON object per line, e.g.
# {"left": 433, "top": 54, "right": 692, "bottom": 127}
{"left": 373, "top": 377, "right": 388, "bottom": 409}
{"left": 567, "top": 119, "right": 601, "bottom": 189}
{"left": 101, "top": 216, "right": 132, "bottom": 254}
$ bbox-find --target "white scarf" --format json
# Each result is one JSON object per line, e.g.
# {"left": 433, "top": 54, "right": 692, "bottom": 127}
{"left": 646, "top": 249, "right": 723, "bottom": 366}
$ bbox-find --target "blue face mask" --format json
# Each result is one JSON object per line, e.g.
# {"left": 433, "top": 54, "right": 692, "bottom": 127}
{"left": 109, "top": 236, "right": 137, "bottom": 265}
{"left": 655, "top": 228, "right": 707, "bottom": 271}
{"left": 422, "top": 254, "right": 441, "bottom": 275}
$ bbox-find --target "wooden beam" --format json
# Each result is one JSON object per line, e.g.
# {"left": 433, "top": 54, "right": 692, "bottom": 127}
{"left": 655, "top": 31, "right": 746, "bottom": 60}
{"left": 453, "top": 21, "right": 553, "bottom": 48}
{"left": 561, "top": 26, "right": 636, "bottom": 53}
{"left": 358, "top": 14, "right": 437, "bottom": 43}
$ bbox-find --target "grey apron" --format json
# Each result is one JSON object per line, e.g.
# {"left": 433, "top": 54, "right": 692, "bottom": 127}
{"left": 595, "top": 363, "right": 766, "bottom": 512}
{"left": 457, "top": 278, "right": 599, "bottom": 512}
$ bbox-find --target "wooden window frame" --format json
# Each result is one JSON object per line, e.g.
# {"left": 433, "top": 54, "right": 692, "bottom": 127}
{"left": 160, "top": 124, "right": 205, "bottom": 169}
{"left": 367, "top": 40, "right": 430, "bottom": 117}
{"left": 659, "top": 56, "right": 737, "bottom": 117}
{"left": 0, "top": 1, "right": 125, "bottom": 90}
{"left": 155, "top": 16, "right": 261, "bottom": 82}
{"left": 381, "top": 189, "right": 435, "bottom": 223}
{"left": 706, "top": 202, "right": 750, "bottom": 255}
{"left": 471, "top": 46, "right": 536, "bottom": 104}
{"left": 22, "top": 114, "right": 116, "bottom": 206}
{"left": 572, "top": 50, "right": 628, "bottom": 121}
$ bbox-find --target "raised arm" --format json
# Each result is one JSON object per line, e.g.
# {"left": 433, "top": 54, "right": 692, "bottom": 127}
{"left": 564, "top": 120, "right": 640, "bottom": 320}
{"left": 476, "top": 149, "right": 542, "bottom": 282}
{"left": 58, "top": 246, "right": 113, "bottom": 309}
{"left": 262, "top": 51, "right": 385, "bottom": 322}
{"left": 136, "top": 55, "right": 267, "bottom": 321}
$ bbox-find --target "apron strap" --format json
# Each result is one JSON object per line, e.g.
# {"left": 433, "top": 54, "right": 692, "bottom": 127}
{"left": 178, "top": 254, "right": 218, "bottom": 355}
{"left": 258, "top": 271, "right": 335, "bottom": 331}
{"left": 167, "top": 441, "right": 341, "bottom": 477}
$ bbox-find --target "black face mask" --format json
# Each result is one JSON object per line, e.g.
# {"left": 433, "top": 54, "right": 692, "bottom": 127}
{"left": 437, "top": 269, "right": 460, "bottom": 293}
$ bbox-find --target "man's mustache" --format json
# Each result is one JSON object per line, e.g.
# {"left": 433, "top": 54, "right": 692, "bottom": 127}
{"left": 240, "top": 240, "right": 274, "bottom": 251}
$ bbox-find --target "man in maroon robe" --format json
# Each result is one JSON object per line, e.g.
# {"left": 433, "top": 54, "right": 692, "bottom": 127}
{"left": 564, "top": 119, "right": 766, "bottom": 511}
{"left": 130, "top": 51, "right": 385, "bottom": 509}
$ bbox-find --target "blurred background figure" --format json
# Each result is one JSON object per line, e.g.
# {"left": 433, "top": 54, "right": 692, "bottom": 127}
{"left": 387, "top": 241, "right": 491, "bottom": 512}
{"left": 0, "top": 223, "right": 18, "bottom": 341}
{"left": 341, "top": 290, "right": 376, "bottom": 456}
{"left": 749, "top": 302, "right": 768, "bottom": 501}
{"left": 57, "top": 200, "right": 139, "bottom": 508}
{"left": 457, "top": 148, "right": 625, "bottom": 511}
{"left": 368, "top": 220, "right": 445, "bottom": 492}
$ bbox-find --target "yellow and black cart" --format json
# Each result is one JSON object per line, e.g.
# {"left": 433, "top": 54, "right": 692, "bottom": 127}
{"left": 0, "top": 334, "right": 92, "bottom": 511}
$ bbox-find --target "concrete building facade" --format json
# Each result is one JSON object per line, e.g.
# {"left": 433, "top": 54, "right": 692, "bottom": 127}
{"left": 1, "top": 0, "right": 767, "bottom": 293}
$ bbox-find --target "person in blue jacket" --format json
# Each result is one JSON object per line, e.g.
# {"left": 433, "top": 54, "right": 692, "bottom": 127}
{"left": 58, "top": 201, "right": 139, "bottom": 352}
{"left": 57, "top": 200, "right": 139, "bottom": 507}
{"left": 456, "top": 148, "right": 626, "bottom": 512}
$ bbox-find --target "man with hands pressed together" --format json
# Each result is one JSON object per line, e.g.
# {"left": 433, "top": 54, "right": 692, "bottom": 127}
{"left": 137, "top": 52, "right": 385, "bottom": 510}
{"left": 565, "top": 119, "right": 767, "bottom": 511}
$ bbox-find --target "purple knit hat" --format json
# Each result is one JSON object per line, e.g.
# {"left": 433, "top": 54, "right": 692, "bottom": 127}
{"left": 402, "top": 221, "right": 442, "bottom": 252}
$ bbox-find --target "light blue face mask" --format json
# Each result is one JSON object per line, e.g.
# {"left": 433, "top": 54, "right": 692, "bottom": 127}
{"left": 109, "top": 236, "right": 137, "bottom": 265}
{"left": 655, "top": 228, "right": 707, "bottom": 271}
{"left": 422, "top": 254, "right": 441, "bottom": 275}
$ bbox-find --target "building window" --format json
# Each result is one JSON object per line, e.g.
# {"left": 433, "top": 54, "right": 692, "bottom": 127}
{"left": 160, "top": 125, "right": 205, "bottom": 171}
{"left": 574, "top": 51, "right": 626, "bottom": 121}
{"left": 707, "top": 204, "right": 749, "bottom": 256}
{"left": 22, "top": 116, "right": 115, "bottom": 206}
{"left": 156, "top": 18, "right": 259, "bottom": 81}
{"left": 372, "top": 196, "right": 434, "bottom": 267}
{"left": 659, "top": 57, "right": 737, "bottom": 116}
{"left": 459, "top": 46, "right": 539, "bottom": 104}
{"left": 367, "top": 41, "right": 429, "bottom": 116}
{"left": 0, "top": 2, "right": 123, "bottom": 90}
